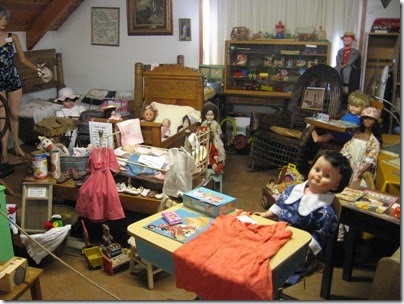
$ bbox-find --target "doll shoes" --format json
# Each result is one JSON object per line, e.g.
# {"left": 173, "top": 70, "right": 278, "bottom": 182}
{"left": 124, "top": 185, "right": 143, "bottom": 195}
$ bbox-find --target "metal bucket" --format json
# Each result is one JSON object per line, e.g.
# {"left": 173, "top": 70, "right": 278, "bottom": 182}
{"left": 31, "top": 150, "right": 48, "bottom": 179}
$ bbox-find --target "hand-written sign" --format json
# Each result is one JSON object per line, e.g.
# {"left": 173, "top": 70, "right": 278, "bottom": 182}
{"left": 91, "top": 7, "right": 120, "bottom": 46}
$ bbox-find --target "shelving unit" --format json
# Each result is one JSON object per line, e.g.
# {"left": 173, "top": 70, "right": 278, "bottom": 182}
{"left": 361, "top": 33, "right": 400, "bottom": 133}
{"left": 224, "top": 40, "right": 331, "bottom": 98}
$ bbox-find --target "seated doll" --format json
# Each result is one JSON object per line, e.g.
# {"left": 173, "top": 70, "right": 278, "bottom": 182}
{"left": 55, "top": 87, "right": 85, "bottom": 149}
{"left": 141, "top": 104, "right": 158, "bottom": 122}
{"left": 312, "top": 90, "right": 370, "bottom": 145}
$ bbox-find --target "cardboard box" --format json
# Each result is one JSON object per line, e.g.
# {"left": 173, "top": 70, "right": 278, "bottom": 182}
{"left": 0, "top": 257, "right": 28, "bottom": 292}
{"left": 183, "top": 187, "right": 236, "bottom": 217}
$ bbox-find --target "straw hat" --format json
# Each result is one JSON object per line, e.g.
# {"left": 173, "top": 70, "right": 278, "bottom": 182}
{"left": 39, "top": 67, "right": 53, "bottom": 83}
{"left": 361, "top": 107, "right": 381, "bottom": 120}
{"left": 340, "top": 32, "right": 356, "bottom": 41}
{"left": 54, "top": 87, "right": 80, "bottom": 103}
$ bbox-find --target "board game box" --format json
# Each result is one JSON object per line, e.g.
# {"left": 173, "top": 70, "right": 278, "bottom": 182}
{"left": 183, "top": 187, "right": 236, "bottom": 217}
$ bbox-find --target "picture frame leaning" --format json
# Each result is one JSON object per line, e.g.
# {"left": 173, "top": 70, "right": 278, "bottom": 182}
{"left": 127, "top": 0, "right": 173, "bottom": 35}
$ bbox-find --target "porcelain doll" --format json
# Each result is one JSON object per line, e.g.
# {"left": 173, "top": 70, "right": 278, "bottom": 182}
{"left": 312, "top": 90, "right": 370, "bottom": 145}
{"left": 201, "top": 102, "right": 225, "bottom": 173}
{"left": 141, "top": 104, "right": 158, "bottom": 122}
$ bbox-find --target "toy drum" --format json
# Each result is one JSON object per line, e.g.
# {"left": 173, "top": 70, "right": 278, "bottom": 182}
{"left": 31, "top": 150, "right": 48, "bottom": 179}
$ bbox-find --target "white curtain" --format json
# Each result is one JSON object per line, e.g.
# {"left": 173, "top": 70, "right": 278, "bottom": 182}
{"left": 202, "top": 0, "right": 361, "bottom": 66}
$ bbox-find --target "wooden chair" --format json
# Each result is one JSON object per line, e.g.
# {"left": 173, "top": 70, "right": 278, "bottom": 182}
{"left": 249, "top": 64, "right": 343, "bottom": 176}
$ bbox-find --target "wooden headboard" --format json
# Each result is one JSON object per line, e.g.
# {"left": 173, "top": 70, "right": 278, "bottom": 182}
{"left": 14, "top": 49, "right": 65, "bottom": 94}
{"left": 130, "top": 58, "right": 205, "bottom": 148}
{"left": 132, "top": 60, "right": 204, "bottom": 118}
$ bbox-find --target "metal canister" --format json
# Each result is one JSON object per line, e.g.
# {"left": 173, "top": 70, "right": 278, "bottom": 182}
{"left": 50, "top": 150, "right": 61, "bottom": 179}
{"left": 31, "top": 150, "right": 48, "bottom": 179}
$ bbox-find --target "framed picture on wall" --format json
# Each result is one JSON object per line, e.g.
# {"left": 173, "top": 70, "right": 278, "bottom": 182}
{"left": 91, "top": 7, "right": 120, "bottom": 46}
{"left": 179, "top": 18, "right": 191, "bottom": 41}
{"left": 127, "top": 0, "right": 173, "bottom": 35}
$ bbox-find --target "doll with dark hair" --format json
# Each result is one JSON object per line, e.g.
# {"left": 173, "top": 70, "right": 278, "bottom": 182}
{"left": 177, "top": 115, "right": 194, "bottom": 132}
{"left": 201, "top": 102, "right": 225, "bottom": 173}
{"left": 255, "top": 149, "right": 352, "bottom": 284}
{"left": 340, "top": 107, "right": 382, "bottom": 186}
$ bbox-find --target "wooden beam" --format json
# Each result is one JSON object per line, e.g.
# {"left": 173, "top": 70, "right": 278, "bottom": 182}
{"left": 26, "top": 0, "right": 83, "bottom": 50}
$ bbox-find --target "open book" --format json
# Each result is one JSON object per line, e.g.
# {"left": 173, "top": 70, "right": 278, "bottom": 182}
{"left": 336, "top": 187, "right": 399, "bottom": 214}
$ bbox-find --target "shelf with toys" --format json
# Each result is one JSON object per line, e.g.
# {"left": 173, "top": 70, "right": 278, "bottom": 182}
{"left": 224, "top": 40, "right": 331, "bottom": 98}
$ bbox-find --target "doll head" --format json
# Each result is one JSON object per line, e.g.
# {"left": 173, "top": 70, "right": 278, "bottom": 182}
{"left": 341, "top": 32, "right": 356, "bottom": 48}
{"left": 161, "top": 118, "right": 171, "bottom": 127}
{"left": 347, "top": 90, "right": 370, "bottom": 116}
{"left": 141, "top": 104, "right": 158, "bottom": 122}
{"left": 201, "top": 101, "right": 220, "bottom": 123}
{"left": 55, "top": 87, "right": 80, "bottom": 106}
{"left": 181, "top": 115, "right": 192, "bottom": 129}
{"left": 309, "top": 149, "right": 352, "bottom": 193}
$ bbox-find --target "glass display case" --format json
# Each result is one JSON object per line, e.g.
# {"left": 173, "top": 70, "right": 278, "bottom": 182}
{"left": 224, "top": 40, "right": 331, "bottom": 98}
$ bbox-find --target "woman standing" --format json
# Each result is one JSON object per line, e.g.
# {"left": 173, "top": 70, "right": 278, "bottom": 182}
{"left": 0, "top": 6, "right": 43, "bottom": 163}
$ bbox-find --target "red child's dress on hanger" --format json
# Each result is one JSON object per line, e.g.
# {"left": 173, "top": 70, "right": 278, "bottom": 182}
{"left": 76, "top": 146, "right": 125, "bottom": 222}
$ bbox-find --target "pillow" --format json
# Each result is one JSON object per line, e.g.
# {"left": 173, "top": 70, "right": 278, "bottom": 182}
{"left": 151, "top": 101, "right": 201, "bottom": 135}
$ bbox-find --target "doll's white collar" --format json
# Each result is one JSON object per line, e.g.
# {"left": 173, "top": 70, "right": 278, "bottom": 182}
{"left": 284, "top": 181, "right": 335, "bottom": 216}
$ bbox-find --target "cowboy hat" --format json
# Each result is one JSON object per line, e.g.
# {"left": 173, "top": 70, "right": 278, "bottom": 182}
{"left": 54, "top": 87, "right": 81, "bottom": 103}
{"left": 340, "top": 32, "right": 356, "bottom": 41}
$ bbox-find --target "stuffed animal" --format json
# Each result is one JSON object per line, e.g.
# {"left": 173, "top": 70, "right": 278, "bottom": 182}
{"left": 37, "top": 136, "right": 70, "bottom": 156}
{"left": 44, "top": 214, "right": 64, "bottom": 230}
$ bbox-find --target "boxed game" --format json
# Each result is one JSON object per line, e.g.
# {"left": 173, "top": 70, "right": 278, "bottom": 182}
{"left": 162, "top": 211, "right": 182, "bottom": 225}
{"left": 183, "top": 187, "right": 236, "bottom": 217}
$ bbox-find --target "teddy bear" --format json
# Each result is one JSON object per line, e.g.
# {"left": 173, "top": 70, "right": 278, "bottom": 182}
{"left": 37, "top": 136, "right": 70, "bottom": 156}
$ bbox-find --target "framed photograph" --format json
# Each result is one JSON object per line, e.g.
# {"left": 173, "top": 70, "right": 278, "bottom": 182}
{"left": 179, "top": 18, "right": 191, "bottom": 41}
{"left": 127, "top": 0, "right": 173, "bottom": 35}
{"left": 302, "top": 87, "right": 325, "bottom": 110}
{"left": 91, "top": 7, "right": 120, "bottom": 46}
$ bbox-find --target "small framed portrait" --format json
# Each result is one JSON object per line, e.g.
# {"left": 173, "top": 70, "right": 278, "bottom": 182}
{"left": 179, "top": 18, "right": 191, "bottom": 41}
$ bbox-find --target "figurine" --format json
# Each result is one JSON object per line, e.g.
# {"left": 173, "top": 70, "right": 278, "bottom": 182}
{"left": 318, "top": 26, "right": 327, "bottom": 41}
{"left": 274, "top": 21, "right": 285, "bottom": 39}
